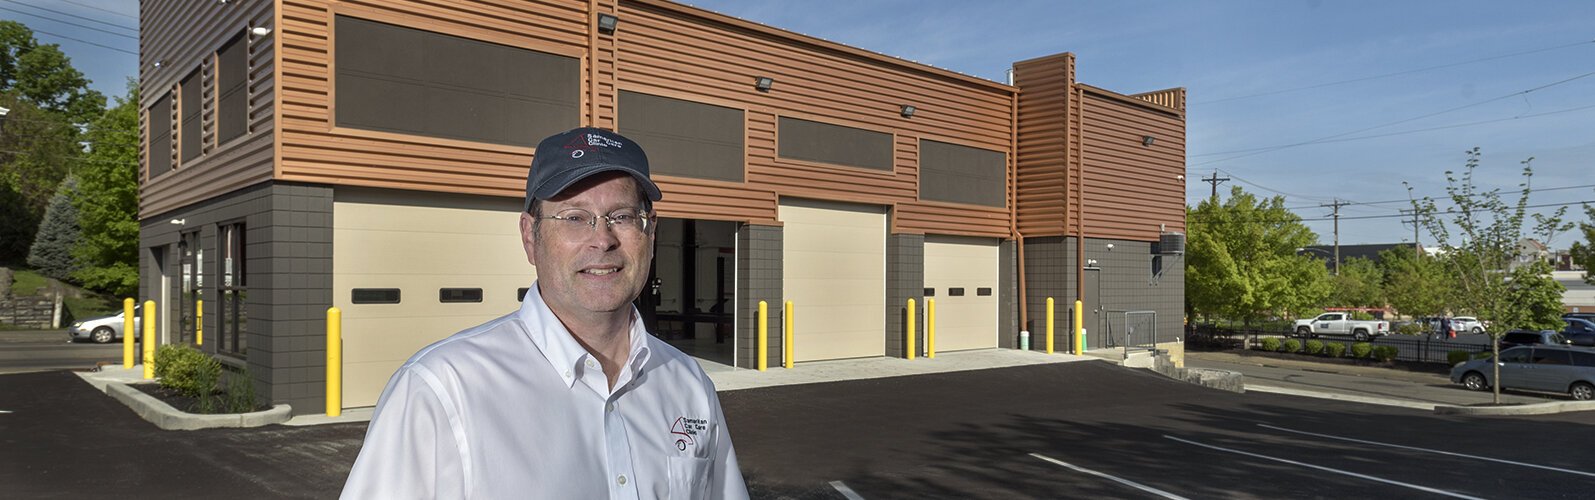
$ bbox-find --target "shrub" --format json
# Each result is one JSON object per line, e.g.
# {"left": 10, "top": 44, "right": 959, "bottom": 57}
{"left": 1282, "top": 339, "right": 1302, "bottom": 353}
{"left": 1260, "top": 337, "right": 1281, "bottom": 352}
{"left": 1447, "top": 350, "right": 1473, "bottom": 365}
{"left": 154, "top": 344, "right": 220, "bottom": 398}
{"left": 1351, "top": 342, "right": 1374, "bottom": 359}
{"left": 1326, "top": 342, "right": 1347, "bottom": 358}
{"left": 1372, "top": 345, "right": 1399, "bottom": 362}
{"left": 1350, "top": 311, "right": 1376, "bottom": 321}
{"left": 224, "top": 369, "right": 259, "bottom": 414}
{"left": 1305, "top": 340, "right": 1325, "bottom": 355}
{"left": 1397, "top": 322, "right": 1426, "bottom": 335}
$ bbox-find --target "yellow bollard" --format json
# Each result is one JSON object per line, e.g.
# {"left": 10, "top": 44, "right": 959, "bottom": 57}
{"left": 784, "top": 301, "right": 794, "bottom": 369}
{"left": 196, "top": 299, "right": 203, "bottom": 346}
{"left": 927, "top": 299, "right": 936, "bottom": 359}
{"left": 122, "top": 298, "right": 134, "bottom": 368}
{"left": 757, "top": 301, "right": 768, "bottom": 371}
{"left": 1046, "top": 297, "right": 1055, "bottom": 354}
{"left": 1074, "top": 299, "right": 1085, "bottom": 355}
{"left": 327, "top": 307, "right": 342, "bottom": 417}
{"left": 907, "top": 298, "right": 917, "bottom": 360}
{"left": 142, "top": 300, "right": 156, "bottom": 379}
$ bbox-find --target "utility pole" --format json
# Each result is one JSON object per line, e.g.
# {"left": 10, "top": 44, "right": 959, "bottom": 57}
{"left": 1321, "top": 199, "right": 1350, "bottom": 275}
{"left": 1401, "top": 208, "right": 1421, "bottom": 257}
{"left": 1202, "top": 170, "right": 1230, "bottom": 201}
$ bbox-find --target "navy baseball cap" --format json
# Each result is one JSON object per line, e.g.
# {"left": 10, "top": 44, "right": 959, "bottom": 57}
{"left": 524, "top": 127, "right": 662, "bottom": 212}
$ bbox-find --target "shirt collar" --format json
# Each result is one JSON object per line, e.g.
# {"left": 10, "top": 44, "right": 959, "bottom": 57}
{"left": 517, "top": 281, "right": 652, "bottom": 389}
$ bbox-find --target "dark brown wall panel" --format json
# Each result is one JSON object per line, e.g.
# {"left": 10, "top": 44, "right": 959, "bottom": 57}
{"left": 1013, "top": 53, "right": 1073, "bottom": 237}
{"left": 141, "top": 0, "right": 276, "bottom": 218}
{"left": 1079, "top": 90, "right": 1186, "bottom": 242}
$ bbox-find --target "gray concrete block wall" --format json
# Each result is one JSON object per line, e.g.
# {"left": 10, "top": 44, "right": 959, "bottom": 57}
{"left": 140, "top": 182, "right": 334, "bottom": 415}
{"left": 736, "top": 224, "right": 782, "bottom": 369}
{"left": 885, "top": 234, "right": 924, "bottom": 358}
{"left": 1021, "top": 236, "right": 1072, "bottom": 351}
{"left": 1084, "top": 237, "right": 1184, "bottom": 348}
{"left": 998, "top": 240, "right": 1018, "bottom": 349}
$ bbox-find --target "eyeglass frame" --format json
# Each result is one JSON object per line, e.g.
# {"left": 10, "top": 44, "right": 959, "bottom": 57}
{"left": 530, "top": 206, "right": 656, "bottom": 235}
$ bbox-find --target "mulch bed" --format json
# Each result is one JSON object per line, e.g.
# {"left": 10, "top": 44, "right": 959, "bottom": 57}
{"left": 130, "top": 383, "right": 268, "bottom": 414}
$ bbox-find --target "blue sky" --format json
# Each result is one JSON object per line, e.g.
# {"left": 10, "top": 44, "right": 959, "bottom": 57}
{"left": 8, "top": 0, "right": 1594, "bottom": 248}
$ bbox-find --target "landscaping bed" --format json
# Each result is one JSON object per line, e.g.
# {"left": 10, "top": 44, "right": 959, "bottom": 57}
{"left": 132, "top": 382, "right": 268, "bottom": 414}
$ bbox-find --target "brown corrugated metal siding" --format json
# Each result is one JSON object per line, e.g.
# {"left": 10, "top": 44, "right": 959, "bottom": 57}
{"left": 1078, "top": 84, "right": 1186, "bottom": 241}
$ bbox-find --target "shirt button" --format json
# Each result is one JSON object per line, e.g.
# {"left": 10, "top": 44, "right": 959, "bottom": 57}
{"left": 606, "top": 402, "right": 615, "bottom": 412}
{"left": 586, "top": 359, "right": 598, "bottom": 369}
{"left": 563, "top": 370, "right": 572, "bottom": 379}
{"left": 617, "top": 474, "right": 628, "bottom": 486}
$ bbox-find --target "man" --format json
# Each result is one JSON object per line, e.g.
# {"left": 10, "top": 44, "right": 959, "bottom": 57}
{"left": 342, "top": 127, "right": 748, "bottom": 499}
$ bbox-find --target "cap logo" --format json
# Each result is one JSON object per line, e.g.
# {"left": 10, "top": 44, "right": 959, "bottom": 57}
{"left": 585, "top": 133, "right": 624, "bottom": 149}
{"left": 571, "top": 149, "right": 584, "bottom": 159}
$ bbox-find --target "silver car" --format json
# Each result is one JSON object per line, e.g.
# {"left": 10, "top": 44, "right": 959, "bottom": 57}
{"left": 67, "top": 306, "right": 142, "bottom": 344}
{"left": 1451, "top": 316, "right": 1485, "bottom": 334}
{"left": 1450, "top": 345, "right": 1595, "bottom": 400}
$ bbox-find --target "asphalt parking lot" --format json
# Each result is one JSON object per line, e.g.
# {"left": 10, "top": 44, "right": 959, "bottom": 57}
{"left": 5, "top": 360, "right": 1595, "bottom": 498}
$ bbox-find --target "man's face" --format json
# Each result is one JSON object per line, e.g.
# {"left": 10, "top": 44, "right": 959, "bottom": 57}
{"left": 520, "top": 172, "right": 655, "bottom": 320}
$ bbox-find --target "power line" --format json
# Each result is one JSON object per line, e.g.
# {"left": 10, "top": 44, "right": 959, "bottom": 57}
{"left": 1196, "top": 102, "right": 1595, "bottom": 157}
{"left": 1187, "top": 199, "right": 1595, "bottom": 225}
{"left": 1191, "top": 69, "right": 1595, "bottom": 166}
{"left": 0, "top": 5, "right": 138, "bottom": 40}
{"left": 1284, "top": 183, "right": 1595, "bottom": 210}
{"left": 1201, "top": 39, "right": 1595, "bottom": 104}
{"left": 21, "top": 26, "right": 136, "bottom": 55}
{"left": 58, "top": 0, "right": 135, "bottom": 21}
{"left": 5, "top": 0, "right": 137, "bottom": 32}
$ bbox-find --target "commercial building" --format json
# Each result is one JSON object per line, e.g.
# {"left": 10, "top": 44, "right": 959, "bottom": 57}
{"left": 139, "top": 0, "right": 1186, "bottom": 414}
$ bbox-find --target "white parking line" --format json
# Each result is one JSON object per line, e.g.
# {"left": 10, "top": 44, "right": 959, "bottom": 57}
{"left": 829, "top": 480, "right": 865, "bottom": 500}
{"left": 1257, "top": 424, "right": 1595, "bottom": 478}
{"left": 1029, "top": 453, "right": 1190, "bottom": 500}
{"left": 1164, "top": 435, "right": 1483, "bottom": 500}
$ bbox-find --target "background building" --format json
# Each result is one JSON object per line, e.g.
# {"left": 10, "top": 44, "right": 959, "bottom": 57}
{"left": 139, "top": 0, "right": 1186, "bottom": 414}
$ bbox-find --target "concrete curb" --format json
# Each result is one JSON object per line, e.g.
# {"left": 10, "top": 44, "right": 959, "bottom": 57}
{"left": 1434, "top": 400, "right": 1595, "bottom": 416}
{"left": 106, "top": 382, "right": 292, "bottom": 430}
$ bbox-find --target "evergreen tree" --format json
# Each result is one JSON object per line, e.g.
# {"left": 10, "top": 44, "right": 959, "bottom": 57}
{"left": 27, "top": 176, "right": 80, "bottom": 280}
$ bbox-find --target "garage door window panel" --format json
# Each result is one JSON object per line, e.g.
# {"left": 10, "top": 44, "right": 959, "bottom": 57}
{"left": 334, "top": 16, "right": 579, "bottom": 147}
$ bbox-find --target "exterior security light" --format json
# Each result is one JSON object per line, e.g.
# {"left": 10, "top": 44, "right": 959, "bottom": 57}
{"left": 900, "top": 105, "right": 916, "bottom": 118}
{"left": 1142, "top": 135, "right": 1155, "bottom": 147}
{"left": 170, "top": 219, "right": 186, "bottom": 225}
{"left": 754, "top": 76, "right": 774, "bottom": 92}
{"left": 597, "top": 14, "right": 618, "bottom": 35}
{"left": 251, "top": 26, "right": 272, "bottom": 37}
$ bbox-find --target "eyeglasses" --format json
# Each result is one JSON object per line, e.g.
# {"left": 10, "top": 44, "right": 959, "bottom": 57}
{"left": 535, "top": 207, "right": 654, "bottom": 236}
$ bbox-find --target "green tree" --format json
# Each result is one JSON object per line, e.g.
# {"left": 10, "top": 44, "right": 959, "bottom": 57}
{"left": 1570, "top": 203, "right": 1595, "bottom": 285}
{"left": 1413, "top": 148, "right": 1570, "bottom": 403}
{"left": 1186, "top": 186, "right": 1331, "bottom": 324}
{"left": 0, "top": 96, "right": 78, "bottom": 262}
{"left": 72, "top": 81, "right": 139, "bottom": 296}
{"left": 0, "top": 21, "right": 106, "bottom": 124}
{"left": 26, "top": 176, "right": 79, "bottom": 280}
{"left": 1378, "top": 246, "right": 1445, "bottom": 318}
{"left": 1328, "top": 256, "right": 1383, "bottom": 308}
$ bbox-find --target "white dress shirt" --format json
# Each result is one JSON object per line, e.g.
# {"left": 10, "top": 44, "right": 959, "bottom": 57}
{"left": 341, "top": 282, "right": 748, "bottom": 499}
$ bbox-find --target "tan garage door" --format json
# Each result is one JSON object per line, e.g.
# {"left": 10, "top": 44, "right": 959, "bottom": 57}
{"left": 334, "top": 193, "right": 534, "bottom": 408}
{"left": 924, "top": 236, "right": 998, "bottom": 352}
{"left": 780, "top": 199, "right": 886, "bottom": 361}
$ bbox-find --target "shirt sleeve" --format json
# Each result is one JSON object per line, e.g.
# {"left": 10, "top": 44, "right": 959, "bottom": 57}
{"left": 708, "top": 390, "right": 750, "bottom": 500}
{"left": 341, "top": 364, "right": 468, "bottom": 500}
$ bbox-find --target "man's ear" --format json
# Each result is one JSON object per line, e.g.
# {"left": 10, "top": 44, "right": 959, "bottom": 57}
{"left": 519, "top": 212, "right": 538, "bottom": 266}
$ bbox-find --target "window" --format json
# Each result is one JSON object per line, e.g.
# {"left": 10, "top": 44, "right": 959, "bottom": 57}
{"left": 1321, "top": 314, "right": 1343, "bottom": 321}
{"left": 1499, "top": 348, "right": 1531, "bottom": 364}
{"left": 619, "top": 91, "right": 744, "bottom": 182}
{"left": 1532, "top": 349, "right": 1572, "bottom": 365}
{"left": 179, "top": 231, "right": 201, "bottom": 344}
{"left": 923, "top": 288, "right": 935, "bottom": 297}
{"left": 352, "top": 288, "right": 401, "bottom": 304}
{"left": 218, "top": 223, "right": 247, "bottom": 357}
{"left": 148, "top": 93, "right": 173, "bottom": 176}
{"left": 216, "top": 33, "right": 248, "bottom": 144}
{"left": 1570, "top": 351, "right": 1595, "bottom": 367}
{"left": 334, "top": 15, "right": 580, "bottom": 146}
{"left": 918, "top": 139, "right": 1006, "bottom": 207}
{"left": 439, "top": 288, "right": 483, "bottom": 303}
{"left": 777, "top": 117, "right": 892, "bottom": 171}
{"left": 949, "top": 288, "right": 965, "bottom": 297}
{"left": 180, "top": 68, "right": 203, "bottom": 163}
{"left": 977, "top": 288, "right": 992, "bottom": 296}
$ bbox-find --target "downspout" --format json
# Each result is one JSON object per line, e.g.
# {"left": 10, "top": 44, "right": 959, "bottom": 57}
{"left": 588, "top": 0, "right": 600, "bottom": 126}
{"left": 1010, "top": 72, "right": 1028, "bottom": 333}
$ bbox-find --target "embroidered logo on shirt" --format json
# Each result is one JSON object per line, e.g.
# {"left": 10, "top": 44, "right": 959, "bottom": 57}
{"left": 670, "top": 416, "right": 709, "bottom": 451}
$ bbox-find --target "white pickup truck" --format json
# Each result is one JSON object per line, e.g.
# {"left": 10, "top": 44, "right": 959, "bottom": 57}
{"left": 1292, "top": 312, "right": 1389, "bottom": 341}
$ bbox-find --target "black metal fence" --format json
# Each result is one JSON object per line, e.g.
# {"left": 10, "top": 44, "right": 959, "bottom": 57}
{"left": 1187, "top": 323, "right": 1492, "bottom": 365}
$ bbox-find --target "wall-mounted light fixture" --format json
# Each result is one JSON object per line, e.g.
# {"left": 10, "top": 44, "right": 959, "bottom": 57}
{"left": 170, "top": 219, "right": 187, "bottom": 226}
{"left": 900, "top": 105, "right": 916, "bottom": 118}
{"left": 597, "top": 13, "right": 619, "bottom": 35}
{"left": 754, "top": 76, "right": 774, "bottom": 92}
{"left": 1086, "top": 259, "right": 1099, "bottom": 268}
{"left": 250, "top": 26, "right": 272, "bottom": 37}
{"left": 1142, "top": 135, "right": 1155, "bottom": 147}
{"left": 153, "top": 60, "right": 165, "bottom": 69}
{"left": 1106, "top": 243, "right": 1115, "bottom": 251}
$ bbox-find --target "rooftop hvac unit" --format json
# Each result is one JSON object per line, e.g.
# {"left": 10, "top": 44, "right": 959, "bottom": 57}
{"left": 1159, "top": 232, "right": 1185, "bottom": 255}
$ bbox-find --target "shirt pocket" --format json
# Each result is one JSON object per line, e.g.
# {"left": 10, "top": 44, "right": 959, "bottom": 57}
{"left": 667, "top": 456, "right": 712, "bottom": 500}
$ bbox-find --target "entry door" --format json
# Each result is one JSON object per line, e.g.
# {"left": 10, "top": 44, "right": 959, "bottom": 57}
{"left": 1086, "top": 268, "right": 1103, "bottom": 350}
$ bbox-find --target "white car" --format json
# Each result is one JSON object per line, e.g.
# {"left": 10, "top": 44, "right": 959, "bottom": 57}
{"left": 1451, "top": 316, "right": 1485, "bottom": 334}
{"left": 67, "top": 307, "right": 142, "bottom": 344}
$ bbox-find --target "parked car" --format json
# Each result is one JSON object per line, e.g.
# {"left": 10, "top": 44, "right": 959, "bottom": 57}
{"left": 1452, "top": 316, "right": 1486, "bottom": 334}
{"left": 1450, "top": 344, "right": 1595, "bottom": 400}
{"left": 1565, "top": 312, "right": 1595, "bottom": 323}
{"left": 1561, "top": 317, "right": 1595, "bottom": 347}
{"left": 1292, "top": 313, "right": 1389, "bottom": 341}
{"left": 1497, "top": 329, "right": 1570, "bottom": 350}
{"left": 67, "top": 306, "right": 141, "bottom": 344}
